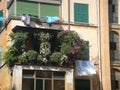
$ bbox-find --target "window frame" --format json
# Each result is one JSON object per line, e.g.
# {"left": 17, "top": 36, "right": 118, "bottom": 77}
{"left": 22, "top": 70, "right": 65, "bottom": 90}
{"left": 8, "top": 0, "right": 61, "bottom": 19}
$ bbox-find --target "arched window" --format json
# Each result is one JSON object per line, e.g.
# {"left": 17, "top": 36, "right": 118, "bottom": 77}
{"left": 111, "top": 69, "right": 120, "bottom": 90}
{"left": 110, "top": 31, "right": 119, "bottom": 61}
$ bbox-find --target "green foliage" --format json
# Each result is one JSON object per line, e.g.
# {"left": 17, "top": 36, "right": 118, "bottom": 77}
{"left": 39, "top": 32, "right": 51, "bottom": 41}
{"left": 40, "top": 42, "right": 51, "bottom": 56}
{"left": 50, "top": 52, "right": 62, "bottom": 64}
{"left": 58, "top": 30, "right": 89, "bottom": 62}
{"left": 4, "top": 30, "right": 88, "bottom": 67}
{"left": 26, "top": 50, "right": 38, "bottom": 61}
{"left": 4, "top": 46, "right": 19, "bottom": 67}
{"left": 37, "top": 54, "right": 43, "bottom": 61}
{"left": 4, "top": 31, "right": 28, "bottom": 67}
{"left": 10, "top": 31, "right": 28, "bottom": 50}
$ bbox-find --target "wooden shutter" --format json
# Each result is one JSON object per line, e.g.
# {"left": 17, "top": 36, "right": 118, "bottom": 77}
{"left": 17, "top": 0, "right": 38, "bottom": 17}
{"left": 74, "top": 3, "right": 89, "bottom": 23}
{"left": 40, "top": 3, "right": 59, "bottom": 18}
{"left": 0, "top": 10, "right": 3, "bottom": 29}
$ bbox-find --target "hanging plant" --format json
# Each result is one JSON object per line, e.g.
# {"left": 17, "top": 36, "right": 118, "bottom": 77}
{"left": 4, "top": 31, "right": 28, "bottom": 67}
{"left": 57, "top": 30, "right": 89, "bottom": 65}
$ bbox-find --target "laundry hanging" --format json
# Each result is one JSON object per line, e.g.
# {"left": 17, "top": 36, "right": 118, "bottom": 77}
{"left": 46, "top": 16, "right": 60, "bottom": 24}
{"left": 75, "top": 60, "right": 96, "bottom": 76}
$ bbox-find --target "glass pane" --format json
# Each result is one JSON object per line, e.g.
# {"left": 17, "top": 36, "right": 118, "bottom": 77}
{"left": 54, "top": 80, "right": 64, "bottom": 90}
{"left": 36, "top": 79, "right": 43, "bottom": 90}
{"left": 36, "top": 71, "right": 52, "bottom": 78}
{"left": 23, "top": 70, "right": 34, "bottom": 78}
{"left": 45, "top": 80, "right": 52, "bottom": 90}
{"left": 22, "top": 78, "right": 34, "bottom": 90}
{"left": 54, "top": 72, "right": 65, "bottom": 79}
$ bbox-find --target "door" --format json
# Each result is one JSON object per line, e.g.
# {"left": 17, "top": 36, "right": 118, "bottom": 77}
{"left": 75, "top": 79, "right": 90, "bottom": 90}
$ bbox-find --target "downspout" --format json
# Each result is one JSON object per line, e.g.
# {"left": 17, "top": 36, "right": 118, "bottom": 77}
{"left": 68, "top": 0, "right": 70, "bottom": 30}
{"left": 96, "top": 0, "right": 102, "bottom": 90}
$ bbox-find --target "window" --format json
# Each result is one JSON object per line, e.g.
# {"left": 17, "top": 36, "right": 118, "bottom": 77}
{"left": 75, "top": 79, "right": 90, "bottom": 90}
{"left": 22, "top": 70, "right": 65, "bottom": 90}
{"left": 17, "top": 0, "right": 38, "bottom": 17}
{"left": 110, "top": 42, "right": 116, "bottom": 50}
{"left": 40, "top": 3, "right": 59, "bottom": 19}
{"left": 74, "top": 3, "right": 89, "bottom": 23}
{"left": 0, "top": 46, "right": 2, "bottom": 65}
{"left": 8, "top": 0, "right": 60, "bottom": 19}
{"left": 0, "top": 10, "right": 3, "bottom": 29}
{"left": 112, "top": 5, "right": 115, "bottom": 12}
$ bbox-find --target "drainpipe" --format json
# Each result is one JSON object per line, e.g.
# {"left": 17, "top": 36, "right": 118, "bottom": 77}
{"left": 96, "top": 0, "right": 102, "bottom": 90}
{"left": 68, "top": 0, "right": 70, "bottom": 30}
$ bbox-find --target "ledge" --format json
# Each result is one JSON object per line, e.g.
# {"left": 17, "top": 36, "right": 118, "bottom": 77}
{"left": 0, "top": 16, "right": 98, "bottom": 33}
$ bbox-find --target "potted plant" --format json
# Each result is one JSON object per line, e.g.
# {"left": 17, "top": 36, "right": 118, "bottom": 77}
{"left": 34, "top": 32, "right": 52, "bottom": 64}
{"left": 26, "top": 50, "right": 38, "bottom": 63}
{"left": 4, "top": 31, "right": 28, "bottom": 67}
{"left": 57, "top": 30, "right": 89, "bottom": 66}
{"left": 50, "top": 52, "right": 62, "bottom": 65}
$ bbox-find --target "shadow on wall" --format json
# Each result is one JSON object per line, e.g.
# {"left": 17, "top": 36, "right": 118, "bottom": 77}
{"left": 12, "top": 87, "right": 15, "bottom": 90}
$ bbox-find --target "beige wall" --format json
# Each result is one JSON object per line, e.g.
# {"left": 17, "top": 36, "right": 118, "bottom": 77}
{"left": 0, "top": 20, "right": 14, "bottom": 65}
{"left": 100, "top": 0, "right": 111, "bottom": 89}
{"left": 0, "top": 0, "right": 7, "bottom": 17}
{"left": 0, "top": 66, "right": 12, "bottom": 90}
{"left": 62, "top": 0, "right": 98, "bottom": 25}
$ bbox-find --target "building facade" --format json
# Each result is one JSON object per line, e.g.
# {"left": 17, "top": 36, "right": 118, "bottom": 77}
{"left": 0, "top": 0, "right": 117, "bottom": 90}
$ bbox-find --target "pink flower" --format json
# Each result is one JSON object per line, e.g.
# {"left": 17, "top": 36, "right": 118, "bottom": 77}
{"left": 57, "top": 30, "right": 70, "bottom": 38}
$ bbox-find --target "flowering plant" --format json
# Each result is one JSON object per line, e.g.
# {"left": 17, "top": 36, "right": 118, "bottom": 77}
{"left": 57, "top": 30, "right": 88, "bottom": 64}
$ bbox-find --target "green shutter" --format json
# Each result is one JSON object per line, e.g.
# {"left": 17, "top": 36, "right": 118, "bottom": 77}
{"left": 80, "top": 41, "right": 89, "bottom": 60}
{"left": 0, "top": 10, "right": 3, "bottom": 30}
{"left": 74, "top": 3, "right": 89, "bottom": 23}
{"left": 0, "top": 46, "right": 2, "bottom": 65}
{"left": 40, "top": 3, "right": 59, "bottom": 18}
{"left": 17, "top": 0, "right": 38, "bottom": 17}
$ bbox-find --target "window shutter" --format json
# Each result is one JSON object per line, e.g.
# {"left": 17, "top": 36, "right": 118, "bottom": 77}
{"left": 74, "top": 3, "right": 89, "bottom": 23}
{"left": 40, "top": 3, "right": 59, "bottom": 19}
{"left": 17, "top": 0, "right": 38, "bottom": 17}
{"left": 0, "top": 10, "right": 3, "bottom": 30}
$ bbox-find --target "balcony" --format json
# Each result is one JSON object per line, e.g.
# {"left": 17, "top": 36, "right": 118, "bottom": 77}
{"left": 4, "top": 28, "right": 89, "bottom": 68}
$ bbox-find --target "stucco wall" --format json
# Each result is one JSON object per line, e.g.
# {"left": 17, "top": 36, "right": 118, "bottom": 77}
{"left": 62, "top": 0, "right": 97, "bottom": 25}
{"left": 0, "top": 66, "right": 12, "bottom": 90}
{"left": 0, "top": 0, "right": 7, "bottom": 17}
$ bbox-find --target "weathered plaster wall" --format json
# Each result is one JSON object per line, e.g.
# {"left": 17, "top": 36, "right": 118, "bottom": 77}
{"left": 62, "top": 0, "right": 98, "bottom": 25}
{"left": 0, "top": 66, "right": 12, "bottom": 90}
